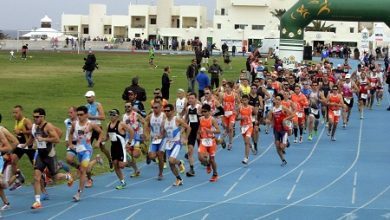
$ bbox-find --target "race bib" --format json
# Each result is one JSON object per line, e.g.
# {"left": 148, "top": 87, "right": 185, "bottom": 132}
{"left": 76, "top": 144, "right": 87, "bottom": 152}
{"left": 201, "top": 138, "right": 213, "bottom": 147}
{"left": 241, "top": 125, "right": 250, "bottom": 134}
{"left": 165, "top": 140, "right": 175, "bottom": 150}
{"left": 251, "top": 116, "right": 256, "bottom": 122}
{"left": 370, "top": 82, "right": 376, "bottom": 87}
{"left": 189, "top": 114, "right": 198, "bottom": 123}
{"left": 344, "top": 98, "right": 351, "bottom": 104}
{"left": 224, "top": 111, "right": 233, "bottom": 117}
{"left": 333, "top": 110, "right": 341, "bottom": 116}
{"left": 152, "top": 138, "right": 162, "bottom": 145}
{"left": 310, "top": 108, "right": 319, "bottom": 115}
{"left": 296, "top": 112, "right": 303, "bottom": 118}
{"left": 36, "top": 141, "right": 47, "bottom": 149}
{"left": 361, "top": 93, "right": 368, "bottom": 99}
{"left": 108, "top": 132, "right": 117, "bottom": 142}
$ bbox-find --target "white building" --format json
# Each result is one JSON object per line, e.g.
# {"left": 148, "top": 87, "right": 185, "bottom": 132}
{"left": 61, "top": 0, "right": 390, "bottom": 52}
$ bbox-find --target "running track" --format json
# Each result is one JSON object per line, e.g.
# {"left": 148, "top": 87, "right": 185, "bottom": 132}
{"left": 3, "top": 58, "right": 390, "bottom": 220}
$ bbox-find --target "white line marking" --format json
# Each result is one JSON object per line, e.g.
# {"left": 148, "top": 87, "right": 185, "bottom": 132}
{"left": 201, "top": 213, "right": 209, "bottom": 220}
{"left": 78, "top": 141, "right": 275, "bottom": 220}
{"left": 224, "top": 182, "right": 239, "bottom": 197}
{"left": 353, "top": 172, "right": 358, "bottom": 186}
{"left": 105, "top": 178, "right": 118, "bottom": 188}
{"left": 169, "top": 127, "right": 326, "bottom": 220}
{"left": 352, "top": 187, "right": 356, "bottom": 204}
{"left": 239, "top": 169, "right": 251, "bottom": 181}
{"left": 254, "top": 119, "right": 363, "bottom": 220}
{"left": 296, "top": 170, "right": 304, "bottom": 183}
{"left": 286, "top": 185, "right": 297, "bottom": 201}
{"left": 125, "top": 209, "right": 141, "bottom": 220}
{"left": 47, "top": 203, "right": 78, "bottom": 220}
{"left": 163, "top": 185, "right": 173, "bottom": 193}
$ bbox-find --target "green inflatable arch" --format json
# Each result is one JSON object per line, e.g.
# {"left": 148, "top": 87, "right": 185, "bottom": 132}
{"left": 279, "top": 0, "right": 390, "bottom": 64}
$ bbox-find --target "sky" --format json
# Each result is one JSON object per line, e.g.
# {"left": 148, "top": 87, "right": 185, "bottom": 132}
{"left": 0, "top": 0, "right": 215, "bottom": 30}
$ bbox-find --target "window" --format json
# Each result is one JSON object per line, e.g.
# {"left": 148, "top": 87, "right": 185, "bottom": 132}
{"left": 150, "top": 18, "right": 157, "bottom": 25}
{"left": 234, "top": 24, "right": 247, "bottom": 29}
{"left": 83, "top": 28, "right": 89, "bottom": 34}
{"left": 69, "top": 27, "right": 74, "bottom": 31}
{"left": 135, "top": 33, "right": 141, "bottom": 37}
{"left": 350, "top": 27, "right": 354, "bottom": 33}
{"left": 135, "top": 18, "right": 140, "bottom": 21}
{"left": 217, "top": 23, "right": 222, "bottom": 29}
{"left": 221, "top": 8, "right": 225, "bottom": 15}
{"left": 252, "top": 25, "right": 265, "bottom": 30}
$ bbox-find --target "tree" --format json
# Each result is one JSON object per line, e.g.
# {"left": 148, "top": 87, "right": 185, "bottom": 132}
{"left": 306, "top": 20, "right": 334, "bottom": 32}
{"left": 0, "top": 30, "right": 9, "bottom": 39}
{"left": 270, "top": 9, "right": 286, "bottom": 21}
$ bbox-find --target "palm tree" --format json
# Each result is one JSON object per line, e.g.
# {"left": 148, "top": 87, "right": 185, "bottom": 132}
{"left": 270, "top": 9, "right": 286, "bottom": 21}
{"left": 306, "top": 20, "right": 334, "bottom": 32}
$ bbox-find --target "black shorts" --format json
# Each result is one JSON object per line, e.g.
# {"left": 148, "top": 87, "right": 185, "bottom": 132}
{"left": 34, "top": 155, "right": 58, "bottom": 177}
{"left": 111, "top": 144, "right": 125, "bottom": 162}
{"left": 343, "top": 97, "right": 354, "bottom": 109}
{"left": 304, "top": 108, "right": 310, "bottom": 116}
{"left": 13, "top": 147, "right": 35, "bottom": 164}
{"left": 188, "top": 123, "right": 199, "bottom": 146}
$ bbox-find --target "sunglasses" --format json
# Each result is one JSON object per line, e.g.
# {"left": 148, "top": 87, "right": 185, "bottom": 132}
{"left": 204, "top": 92, "right": 210, "bottom": 95}
{"left": 152, "top": 106, "right": 159, "bottom": 109}
{"left": 164, "top": 109, "right": 171, "bottom": 112}
{"left": 125, "top": 105, "right": 132, "bottom": 108}
{"left": 77, "top": 113, "right": 84, "bottom": 116}
{"left": 109, "top": 113, "right": 118, "bottom": 117}
{"left": 33, "top": 115, "right": 44, "bottom": 119}
{"left": 201, "top": 110, "right": 208, "bottom": 113}
{"left": 251, "top": 87, "right": 257, "bottom": 89}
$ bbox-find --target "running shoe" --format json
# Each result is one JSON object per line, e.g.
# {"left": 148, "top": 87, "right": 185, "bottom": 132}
{"left": 227, "top": 143, "right": 232, "bottom": 151}
{"left": 16, "top": 169, "right": 25, "bottom": 184}
{"left": 242, "top": 157, "right": 249, "bottom": 165}
{"left": 130, "top": 171, "right": 141, "bottom": 178}
{"left": 9, "top": 182, "right": 22, "bottom": 191}
{"left": 327, "top": 130, "right": 331, "bottom": 136}
{"left": 0, "top": 203, "right": 10, "bottom": 210}
{"left": 281, "top": 160, "right": 287, "bottom": 167}
{"left": 221, "top": 139, "right": 227, "bottom": 149}
{"left": 73, "top": 193, "right": 80, "bottom": 202}
{"left": 308, "top": 134, "right": 313, "bottom": 141}
{"left": 67, "top": 173, "right": 74, "bottom": 187}
{"left": 115, "top": 182, "right": 126, "bottom": 190}
{"left": 250, "top": 144, "right": 256, "bottom": 155}
{"left": 163, "top": 162, "right": 167, "bottom": 169}
{"left": 293, "top": 138, "right": 298, "bottom": 143}
{"left": 31, "top": 201, "right": 42, "bottom": 209}
{"left": 299, "top": 136, "right": 303, "bottom": 144}
{"left": 85, "top": 179, "right": 93, "bottom": 188}
{"left": 186, "top": 170, "right": 195, "bottom": 177}
{"left": 41, "top": 193, "right": 50, "bottom": 201}
{"left": 331, "top": 136, "right": 336, "bottom": 141}
{"left": 206, "top": 165, "right": 212, "bottom": 174}
{"left": 146, "top": 155, "right": 152, "bottom": 164}
{"left": 209, "top": 174, "right": 218, "bottom": 182}
{"left": 314, "top": 130, "right": 318, "bottom": 136}
{"left": 157, "top": 174, "right": 164, "bottom": 181}
{"left": 95, "top": 154, "right": 104, "bottom": 166}
{"left": 109, "top": 161, "right": 114, "bottom": 172}
{"left": 343, "top": 123, "right": 346, "bottom": 129}
{"left": 179, "top": 160, "right": 185, "bottom": 173}
{"left": 265, "top": 128, "right": 269, "bottom": 134}
{"left": 173, "top": 178, "right": 183, "bottom": 186}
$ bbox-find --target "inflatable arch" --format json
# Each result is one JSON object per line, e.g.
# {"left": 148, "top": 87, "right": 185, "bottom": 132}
{"left": 279, "top": 0, "right": 390, "bottom": 65}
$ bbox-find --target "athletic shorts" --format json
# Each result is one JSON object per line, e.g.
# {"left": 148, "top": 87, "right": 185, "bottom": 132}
{"left": 223, "top": 114, "right": 236, "bottom": 126}
{"left": 34, "top": 155, "right": 58, "bottom": 177}
{"left": 198, "top": 138, "right": 217, "bottom": 157}
{"left": 309, "top": 108, "right": 321, "bottom": 120}
{"left": 188, "top": 123, "right": 199, "bottom": 146}
{"left": 343, "top": 97, "right": 354, "bottom": 109}
{"left": 13, "top": 147, "right": 35, "bottom": 164}
{"left": 241, "top": 125, "right": 253, "bottom": 137}
{"left": 274, "top": 130, "right": 288, "bottom": 144}
{"left": 77, "top": 150, "right": 92, "bottom": 164}
{"left": 328, "top": 109, "right": 341, "bottom": 123}
{"left": 165, "top": 142, "right": 181, "bottom": 159}
{"left": 149, "top": 138, "right": 165, "bottom": 153}
{"left": 111, "top": 144, "right": 126, "bottom": 162}
{"left": 294, "top": 112, "right": 305, "bottom": 125}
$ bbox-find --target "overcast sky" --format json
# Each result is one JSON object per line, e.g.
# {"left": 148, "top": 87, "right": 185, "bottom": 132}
{"left": 0, "top": 0, "right": 215, "bottom": 30}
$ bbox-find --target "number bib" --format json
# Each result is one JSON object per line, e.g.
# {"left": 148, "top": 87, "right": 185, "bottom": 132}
{"left": 165, "top": 140, "right": 176, "bottom": 150}
{"left": 201, "top": 138, "right": 213, "bottom": 147}
{"left": 152, "top": 138, "right": 162, "bottom": 145}
{"left": 108, "top": 132, "right": 117, "bottom": 142}
{"left": 296, "top": 112, "right": 303, "bottom": 118}
{"left": 361, "top": 93, "right": 368, "bottom": 99}
{"left": 36, "top": 141, "right": 47, "bottom": 149}
{"left": 76, "top": 144, "right": 87, "bottom": 152}
{"left": 241, "top": 125, "right": 250, "bottom": 134}
{"left": 333, "top": 110, "right": 341, "bottom": 116}
{"left": 344, "top": 98, "right": 351, "bottom": 104}
{"left": 189, "top": 114, "right": 198, "bottom": 123}
{"left": 310, "top": 108, "right": 319, "bottom": 115}
{"left": 224, "top": 111, "right": 233, "bottom": 117}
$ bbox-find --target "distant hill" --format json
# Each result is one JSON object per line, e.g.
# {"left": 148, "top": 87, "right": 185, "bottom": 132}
{"left": 1, "top": 30, "right": 18, "bottom": 39}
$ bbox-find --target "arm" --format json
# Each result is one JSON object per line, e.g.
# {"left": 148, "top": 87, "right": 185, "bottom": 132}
{"left": 67, "top": 123, "right": 75, "bottom": 148}
{"left": 96, "top": 103, "right": 106, "bottom": 121}
{"left": 0, "top": 131, "right": 12, "bottom": 153}
{"left": 42, "top": 123, "right": 60, "bottom": 144}
{"left": 211, "top": 118, "right": 220, "bottom": 135}
{"left": 92, "top": 124, "right": 104, "bottom": 147}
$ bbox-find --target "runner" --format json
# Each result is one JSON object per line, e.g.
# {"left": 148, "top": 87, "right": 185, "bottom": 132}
{"left": 64, "top": 106, "right": 80, "bottom": 170}
{"left": 248, "top": 85, "right": 263, "bottom": 154}
{"left": 237, "top": 95, "right": 254, "bottom": 164}
{"left": 220, "top": 81, "right": 239, "bottom": 150}
{"left": 266, "top": 94, "right": 294, "bottom": 166}
{"left": 0, "top": 128, "right": 13, "bottom": 210}
{"left": 198, "top": 104, "right": 221, "bottom": 182}
{"left": 162, "top": 104, "right": 191, "bottom": 186}
{"left": 368, "top": 69, "right": 381, "bottom": 109}
{"left": 145, "top": 101, "right": 166, "bottom": 180}
{"left": 106, "top": 109, "right": 134, "bottom": 190}
{"left": 28, "top": 108, "right": 73, "bottom": 209}
{"left": 264, "top": 78, "right": 276, "bottom": 134}
{"left": 307, "top": 82, "right": 324, "bottom": 140}
{"left": 123, "top": 102, "right": 145, "bottom": 178}
{"left": 291, "top": 85, "right": 309, "bottom": 143}
{"left": 357, "top": 72, "right": 370, "bottom": 119}
{"left": 327, "top": 85, "right": 344, "bottom": 141}
{"left": 68, "top": 106, "right": 103, "bottom": 202}
{"left": 339, "top": 74, "right": 358, "bottom": 128}
{"left": 319, "top": 72, "right": 333, "bottom": 124}
{"left": 175, "top": 89, "right": 187, "bottom": 118}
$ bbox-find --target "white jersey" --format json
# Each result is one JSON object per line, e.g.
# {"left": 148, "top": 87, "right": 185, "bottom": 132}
{"left": 64, "top": 118, "right": 77, "bottom": 142}
{"left": 175, "top": 97, "right": 187, "bottom": 116}
{"left": 74, "top": 120, "right": 93, "bottom": 152}
{"left": 150, "top": 113, "right": 164, "bottom": 139}
{"left": 164, "top": 116, "right": 181, "bottom": 150}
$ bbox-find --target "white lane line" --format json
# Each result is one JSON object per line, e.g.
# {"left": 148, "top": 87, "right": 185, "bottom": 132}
{"left": 169, "top": 127, "right": 325, "bottom": 220}
{"left": 352, "top": 172, "right": 358, "bottom": 204}
{"left": 239, "top": 169, "right": 251, "bottom": 181}
{"left": 224, "top": 182, "right": 239, "bottom": 197}
{"left": 286, "top": 185, "right": 297, "bottom": 201}
{"left": 163, "top": 185, "right": 173, "bottom": 193}
{"left": 296, "top": 170, "right": 304, "bottom": 183}
{"left": 353, "top": 172, "right": 358, "bottom": 186}
{"left": 105, "top": 164, "right": 146, "bottom": 188}
{"left": 201, "top": 213, "right": 209, "bottom": 220}
{"left": 337, "top": 184, "right": 390, "bottom": 220}
{"left": 125, "top": 208, "right": 141, "bottom": 220}
{"left": 47, "top": 203, "right": 78, "bottom": 220}
{"left": 78, "top": 141, "right": 274, "bottom": 220}
{"left": 254, "top": 119, "right": 363, "bottom": 220}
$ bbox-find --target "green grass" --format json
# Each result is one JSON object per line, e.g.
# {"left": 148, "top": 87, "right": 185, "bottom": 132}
{"left": 0, "top": 50, "right": 247, "bottom": 183}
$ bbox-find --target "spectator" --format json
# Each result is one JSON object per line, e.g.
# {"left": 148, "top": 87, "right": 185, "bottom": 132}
{"left": 186, "top": 59, "right": 198, "bottom": 93}
{"left": 208, "top": 59, "right": 223, "bottom": 89}
{"left": 82, "top": 50, "right": 97, "bottom": 87}
{"left": 161, "top": 66, "right": 172, "bottom": 100}
{"left": 196, "top": 67, "right": 210, "bottom": 100}
{"left": 201, "top": 47, "right": 210, "bottom": 67}
{"left": 127, "top": 90, "right": 146, "bottom": 117}
{"left": 232, "top": 45, "right": 236, "bottom": 57}
{"left": 121, "top": 77, "right": 147, "bottom": 102}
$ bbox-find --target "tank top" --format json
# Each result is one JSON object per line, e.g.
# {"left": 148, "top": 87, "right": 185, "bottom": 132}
{"left": 249, "top": 94, "right": 260, "bottom": 108}
{"left": 369, "top": 75, "right": 379, "bottom": 89}
{"left": 64, "top": 118, "right": 77, "bottom": 143}
{"left": 14, "top": 118, "right": 28, "bottom": 145}
{"left": 223, "top": 93, "right": 236, "bottom": 114}
{"left": 328, "top": 94, "right": 341, "bottom": 111}
{"left": 240, "top": 84, "right": 251, "bottom": 95}
{"left": 32, "top": 123, "right": 54, "bottom": 157}
{"left": 202, "top": 98, "right": 216, "bottom": 114}
{"left": 342, "top": 82, "right": 353, "bottom": 97}
{"left": 240, "top": 106, "right": 253, "bottom": 126}
{"left": 309, "top": 91, "right": 320, "bottom": 109}
{"left": 199, "top": 117, "right": 214, "bottom": 139}
{"left": 176, "top": 97, "right": 186, "bottom": 116}
{"left": 265, "top": 88, "right": 275, "bottom": 108}
{"left": 107, "top": 120, "right": 126, "bottom": 150}
{"left": 187, "top": 104, "right": 200, "bottom": 125}
{"left": 164, "top": 116, "right": 181, "bottom": 149}
{"left": 74, "top": 120, "right": 93, "bottom": 152}
{"left": 272, "top": 106, "right": 286, "bottom": 132}
{"left": 359, "top": 79, "right": 369, "bottom": 95}
{"left": 86, "top": 102, "right": 101, "bottom": 125}
{"left": 150, "top": 113, "right": 164, "bottom": 139}
{"left": 321, "top": 81, "right": 331, "bottom": 97}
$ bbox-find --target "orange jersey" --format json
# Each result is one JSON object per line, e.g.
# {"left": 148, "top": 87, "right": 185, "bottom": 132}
{"left": 240, "top": 106, "right": 253, "bottom": 126}
{"left": 291, "top": 93, "right": 308, "bottom": 112}
{"left": 199, "top": 117, "right": 214, "bottom": 139}
{"left": 328, "top": 94, "right": 341, "bottom": 111}
{"left": 223, "top": 93, "right": 236, "bottom": 112}
{"left": 281, "top": 100, "right": 292, "bottom": 109}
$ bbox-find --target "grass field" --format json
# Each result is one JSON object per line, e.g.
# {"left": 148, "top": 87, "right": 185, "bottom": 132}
{"left": 0, "top": 50, "right": 247, "bottom": 183}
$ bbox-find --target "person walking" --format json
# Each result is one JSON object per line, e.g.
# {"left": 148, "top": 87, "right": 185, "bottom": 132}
{"left": 83, "top": 50, "right": 97, "bottom": 88}
{"left": 161, "top": 66, "right": 172, "bottom": 100}
{"left": 122, "top": 77, "right": 147, "bottom": 102}
{"left": 186, "top": 59, "right": 198, "bottom": 93}
{"left": 208, "top": 59, "right": 223, "bottom": 89}
{"left": 196, "top": 67, "right": 210, "bottom": 100}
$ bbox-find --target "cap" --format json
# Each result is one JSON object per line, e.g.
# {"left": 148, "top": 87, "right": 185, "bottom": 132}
{"left": 200, "top": 67, "right": 206, "bottom": 72}
{"left": 128, "top": 89, "right": 135, "bottom": 94}
{"left": 345, "top": 74, "right": 351, "bottom": 79}
{"left": 109, "top": 109, "right": 120, "bottom": 116}
{"left": 85, "top": 91, "right": 95, "bottom": 97}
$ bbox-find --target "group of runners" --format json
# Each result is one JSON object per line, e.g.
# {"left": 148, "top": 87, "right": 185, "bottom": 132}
{"left": 0, "top": 56, "right": 387, "bottom": 211}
